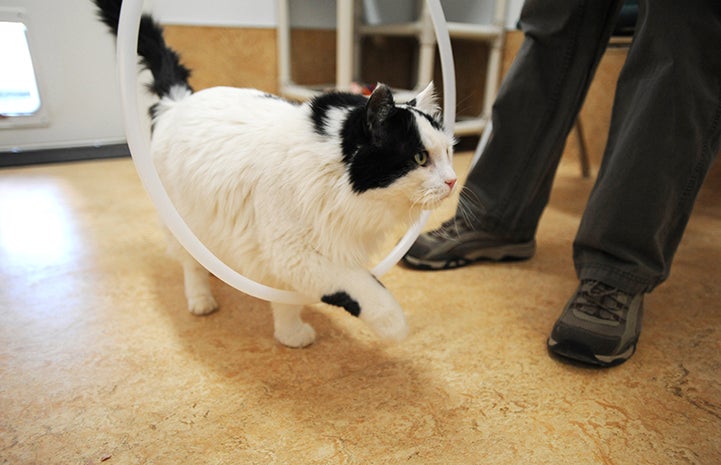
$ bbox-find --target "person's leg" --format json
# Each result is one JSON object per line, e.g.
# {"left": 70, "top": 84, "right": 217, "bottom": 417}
{"left": 404, "top": 0, "right": 624, "bottom": 270}
{"left": 550, "top": 0, "right": 721, "bottom": 367}
{"left": 461, "top": 0, "right": 624, "bottom": 241}
{"left": 574, "top": 0, "right": 721, "bottom": 294}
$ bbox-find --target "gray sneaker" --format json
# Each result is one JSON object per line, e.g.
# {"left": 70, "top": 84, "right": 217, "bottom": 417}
{"left": 547, "top": 280, "right": 644, "bottom": 367}
{"left": 402, "top": 217, "right": 536, "bottom": 270}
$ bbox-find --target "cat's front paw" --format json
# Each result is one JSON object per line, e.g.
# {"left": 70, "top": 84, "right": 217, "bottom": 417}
{"left": 187, "top": 295, "right": 219, "bottom": 315}
{"left": 361, "top": 306, "right": 409, "bottom": 342}
{"left": 275, "top": 322, "right": 316, "bottom": 348}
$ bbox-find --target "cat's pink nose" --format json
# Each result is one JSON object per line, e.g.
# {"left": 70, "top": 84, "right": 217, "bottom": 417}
{"left": 446, "top": 178, "right": 457, "bottom": 190}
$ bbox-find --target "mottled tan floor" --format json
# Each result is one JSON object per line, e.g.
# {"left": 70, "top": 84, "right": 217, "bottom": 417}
{"left": 1, "top": 151, "right": 720, "bottom": 465}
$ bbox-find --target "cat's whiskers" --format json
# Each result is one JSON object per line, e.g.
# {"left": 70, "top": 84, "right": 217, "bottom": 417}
{"left": 460, "top": 186, "right": 489, "bottom": 221}
{"left": 438, "top": 217, "right": 464, "bottom": 240}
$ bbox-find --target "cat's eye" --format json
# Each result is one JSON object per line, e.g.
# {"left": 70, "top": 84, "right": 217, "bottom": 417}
{"left": 414, "top": 150, "right": 429, "bottom": 166}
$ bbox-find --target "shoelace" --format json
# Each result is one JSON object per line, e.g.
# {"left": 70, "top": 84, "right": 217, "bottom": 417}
{"left": 572, "top": 280, "right": 630, "bottom": 323}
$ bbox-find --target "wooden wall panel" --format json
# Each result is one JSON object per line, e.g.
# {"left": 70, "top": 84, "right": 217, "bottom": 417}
{"left": 287, "top": 29, "right": 337, "bottom": 87}
{"left": 163, "top": 26, "right": 278, "bottom": 93}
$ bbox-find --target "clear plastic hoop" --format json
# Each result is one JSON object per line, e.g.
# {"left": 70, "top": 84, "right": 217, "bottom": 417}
{"left": 116, "top": 0, "right": 456, "bottom": 305}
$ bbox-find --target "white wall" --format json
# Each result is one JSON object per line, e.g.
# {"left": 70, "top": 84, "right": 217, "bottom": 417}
{"left": 364, "top": 0, "right": 523, "bottom": 28}
{"left": 0, "top": 0, "right": 523, "bottom": 152}
{"left": 152, "top": 0, "right": 523, "bottom": 29}
{"left": 150, "top": 0, "right": 277, "bottom": 27}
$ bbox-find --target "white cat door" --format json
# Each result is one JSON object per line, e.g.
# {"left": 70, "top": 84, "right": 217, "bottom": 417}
{"left": 116, "top": 0, "right": 456, "bottom": 304}
{"left": 0, "top": 8, "right": 48, "bottom": 128}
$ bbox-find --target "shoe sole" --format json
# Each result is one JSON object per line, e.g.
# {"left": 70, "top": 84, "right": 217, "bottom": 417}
{"left": 402, "top": 241, "right": 536, "bottom": 271}
{"left": 547, "top": 336, "right": 636, "bottom": 368}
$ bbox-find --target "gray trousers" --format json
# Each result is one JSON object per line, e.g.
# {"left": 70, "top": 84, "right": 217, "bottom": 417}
{"left": 461, "top": 0, "right": 721, "bottom": 294}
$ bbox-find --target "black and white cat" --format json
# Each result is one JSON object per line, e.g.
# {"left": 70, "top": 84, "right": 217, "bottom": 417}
{"left": 95, "top": 0, "right": 456, "bottom": 347}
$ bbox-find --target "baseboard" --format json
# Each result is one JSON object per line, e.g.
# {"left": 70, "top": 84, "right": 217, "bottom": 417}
{"left": 0, "top": 143, "right": 130, "bottom": 168}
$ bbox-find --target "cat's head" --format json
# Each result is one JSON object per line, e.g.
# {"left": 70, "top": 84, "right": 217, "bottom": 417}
{"left": 343, "top": 83, "right": 457, "bottom": 211}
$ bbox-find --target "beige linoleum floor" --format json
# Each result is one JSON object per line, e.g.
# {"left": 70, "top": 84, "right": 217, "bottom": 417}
{"left": 1, "top": 151, "right": 720, "bottom": 465}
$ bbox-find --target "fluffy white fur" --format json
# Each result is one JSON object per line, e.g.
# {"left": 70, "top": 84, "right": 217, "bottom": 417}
{"left": 152, "top": 84, "right": 456, "bottom": 347}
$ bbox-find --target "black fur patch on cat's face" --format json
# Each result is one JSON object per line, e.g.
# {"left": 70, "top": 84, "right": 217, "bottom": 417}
{"left": 309, "top": 86, "right": 442, "bottom": 193}
{"left": 341, "top": 90, "right": 436, "bottom": 193}
{"left": 342, "top": 109, "right": 425, "bottom": 193}
{"left": 321, "top": 291, "right": 361, "bottom": 317}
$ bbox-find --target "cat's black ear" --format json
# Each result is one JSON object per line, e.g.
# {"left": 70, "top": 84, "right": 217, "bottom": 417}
{"left": 365, "top": 84, "right": 395, "bottom": 137}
